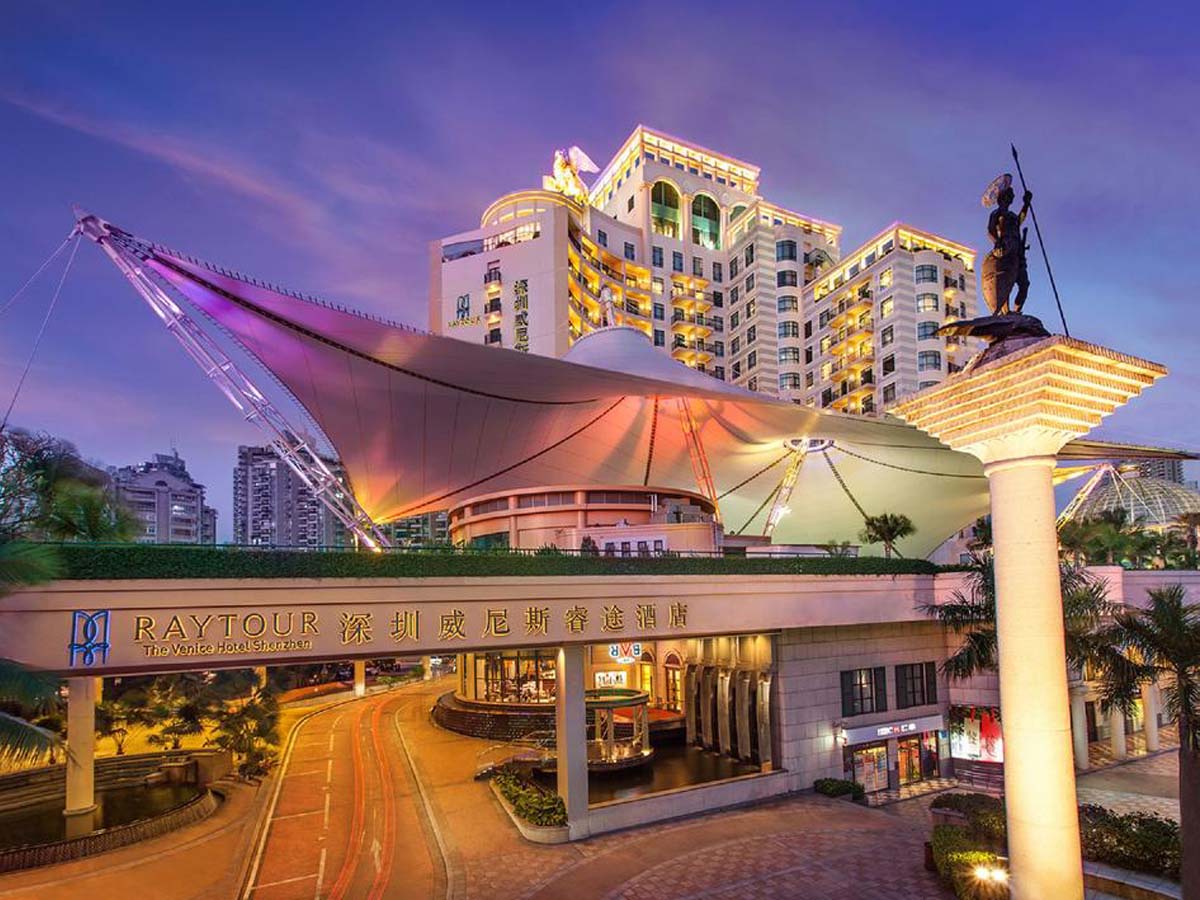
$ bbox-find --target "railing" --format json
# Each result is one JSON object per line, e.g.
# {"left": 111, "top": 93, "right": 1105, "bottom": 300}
{"left": 485, "top": 299, "right": 502, "bottom": 314}
{"left": 484, "top": 269, "right": 502, "bottom": 285}
{"left": 0, "top": 789, "right": 218, "bottom": 873}
{"left": 484, "top": 332, "right": 502, "bottom": 345}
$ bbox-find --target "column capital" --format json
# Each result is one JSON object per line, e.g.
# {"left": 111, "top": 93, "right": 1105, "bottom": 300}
{"left": 891, "top": 336, "right": 1166, "bottom": 466}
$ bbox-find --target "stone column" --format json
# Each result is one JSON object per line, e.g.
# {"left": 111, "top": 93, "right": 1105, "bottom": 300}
{"left": 65, "top": 676, "right": 98, "bottom": 838}
{"left": 892, "top": 336, "right": 1167, "bottom": 900}
{"left": 1109, "top": 704, "right": 1127, "bottom": 760}
{"left": 353, "top": 660, "right": 366, "bottom": 697}
{"left": 556, "top": 645, "right": 589, "bottom": 840}
{"left": 1070, "top": 687, "right": 1090, "bottom": 771}
{"left": 421, "top": 656, "right": 434, "bottom": 681}
{"left": 1142, "top": 684, "right": 1160, "bottom": 752}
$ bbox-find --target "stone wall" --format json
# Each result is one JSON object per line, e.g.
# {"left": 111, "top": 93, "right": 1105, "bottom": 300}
{"left": 774, "top": 621, "right": 952, "bottom": 790}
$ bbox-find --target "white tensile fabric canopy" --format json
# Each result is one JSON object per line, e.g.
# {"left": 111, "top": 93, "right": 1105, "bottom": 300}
{"left": 132, "top": 245, "right": 1173, "bottom": 559}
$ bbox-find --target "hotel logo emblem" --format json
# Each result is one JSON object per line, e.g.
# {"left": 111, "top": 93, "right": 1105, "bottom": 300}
{"left": 68, "top": 610, "right": 111, "bottom": 667}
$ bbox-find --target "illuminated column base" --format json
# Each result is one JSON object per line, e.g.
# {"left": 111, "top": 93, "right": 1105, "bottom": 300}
{"left": 556, "top": 645, "right": 589, "bottom": 840}
{"left": 65, "top": 677, "right": 98, "bottom": 838}
{"left": 353, "top": 660, "right": 366, "bottom": 697}
{"left": 421, "top": 656, "right": 434, "bottom": 680}
{"left": 1142, "top": 684, "right": 1160, "bottom": 752}
{"left": 893, "top": 335, "right": 1167, "bottom": 900}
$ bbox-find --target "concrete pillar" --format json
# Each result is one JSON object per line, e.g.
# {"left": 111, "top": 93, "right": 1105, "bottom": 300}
{"left": 1143, "top": 684, "right": 1160, "bottom": 752}
{"left": 64, "top": 676, "right": 98, "bottom": 838}
{"left": 353, "top": 660, "right": 366, "bottom": 698}
{"left": 1109, "top": 703, "right": 1127, "bottom": 760}
{"left": 986, "top": 456, "right": 1084, "bottom": 898}
{"left": 556, "top": 645, "right": 589, "bottom": 840}
{"left": 1069, "top": 688, "right": 1089, "bottom": 771}
{"left": 421, "top": 656, "right": 434, "bottom": 681}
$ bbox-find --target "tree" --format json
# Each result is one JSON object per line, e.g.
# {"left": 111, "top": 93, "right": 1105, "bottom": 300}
{"left": 41, "top": 479, "right": 139, "bottom": 542}
{"left": 1086, "top": 508, "right": 1142, "bottom": 566}
{"left": 858, "top": 513, "right": 915, "bottom": 559}
{"left": 1059, "top": 519, "right": 1097, "bottom": 566}
{"left": 95, "top": 693, "right": 153, "bottom": 755}
{"left": 1086, "top": 584, "right": 1200, "bottom": 897}
{"left": 820, "top": 540, "right": 855, "bottom": 558}
{"left": 1173, "top": 513, "right": 1200, "bottom": 557}
{"left": 209, "top": 687, "right": 280, "bottom": 778}
{"left": 148, "top": 674, "right": 217, "bottom": 750}
{"left": 967, "top": 516, "right": 992, "bottom": 552}
{"left": 0, "top": 540, "right": 62, "bottom": 764}
{"left": 920, "top": 554, "right": 1114, "bottom": 680}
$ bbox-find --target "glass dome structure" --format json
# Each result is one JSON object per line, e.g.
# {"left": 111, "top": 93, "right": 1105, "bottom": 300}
{"left": 1071, "top": 471, "right": 1200, "bottom": 528}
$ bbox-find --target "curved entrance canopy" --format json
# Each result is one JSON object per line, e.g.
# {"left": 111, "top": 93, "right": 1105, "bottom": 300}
{"left": 82, "top": 214, "right": 1183, "bottom": 558}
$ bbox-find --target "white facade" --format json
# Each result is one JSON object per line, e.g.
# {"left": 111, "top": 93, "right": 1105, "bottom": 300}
{"left": 431, "top": 126, "right": 978, "bottom": 413}
{"left": 110, "top": 451, "right": 216, "bottom": 544}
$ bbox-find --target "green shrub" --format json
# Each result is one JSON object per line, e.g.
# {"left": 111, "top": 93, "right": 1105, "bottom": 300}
{"left": 813, "top": 777, "right": 866, "bottom": 804}
{"left": 493, "top": 772, "right": 567, "bottom": 827}
{"left": 1078, "top": 805, "right": 1180, "bottom": 881}
{"left": 50, "top": 542, "right": 942, "bottom": 581}
{"left": 931, "top": 825, "right": 1008, "bottom": 899}
{"left": 931, "top": 793, "right": 1007, "bottom": 844}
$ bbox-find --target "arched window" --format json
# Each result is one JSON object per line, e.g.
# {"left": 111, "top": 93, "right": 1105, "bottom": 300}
{"left": 663, "top": 650, "right": 683, "bottom": 711}
{"left": 651, "top": 182, "right": 681, "bottom": 239}
{"left": 730, "top": 205, "right": 747, "bottom": 222}
{"left": 691, "top": 194, "right": 721, "bottom": 250}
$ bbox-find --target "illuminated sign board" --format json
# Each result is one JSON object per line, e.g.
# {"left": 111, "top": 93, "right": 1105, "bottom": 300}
{"left": 843, "top": 714, "right": 944, "bottom": 746}
{"left": 595, "top": 670, "right": 627, "bottom": 688}
{"left": 607, "top": 642, "right": 642, "bottom": 665}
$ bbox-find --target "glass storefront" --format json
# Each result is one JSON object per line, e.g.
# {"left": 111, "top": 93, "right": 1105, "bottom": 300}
{"left": 898, "top": 732, "right": 940, "bottom": 784}
{"left": 847, "top": 742, "right": 889, "bottom": 794}
{"left": 474, "top": 649, "right": 557, "bottom": 703}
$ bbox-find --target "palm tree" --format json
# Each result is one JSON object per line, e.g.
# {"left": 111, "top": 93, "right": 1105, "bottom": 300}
{"left": 0, "top": 541, "right": 62, "bottom": 763}
{"left": 1086, "top": 584, "right": 1200, "bottom": 897}
{"left": 1173, "top": 513, "right": 1200, "bottom": 557}
{"left": 41, "top": 480, "right": 139, "bottom": 542}
{"left": 858, "top": 513, "right": 915, "bottom": 559}
{"left": 967, "top": 517, "right": 992, "bottom": 552}
{"left": 820, "top": 539, "right": 855, "bottom": 558}
{"left": 1058, "top": 518, "right": 1097, "bottom": 566}
{"left": 920, "top": 554, "right": 1114, "bottom": 680}
{"left": 1086, "top": 509, "right": 1143, "bottom": 566}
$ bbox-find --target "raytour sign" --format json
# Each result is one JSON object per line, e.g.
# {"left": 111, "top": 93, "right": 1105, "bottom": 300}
{"left": 607, "top": 642, "right": 643, "bottom": 664}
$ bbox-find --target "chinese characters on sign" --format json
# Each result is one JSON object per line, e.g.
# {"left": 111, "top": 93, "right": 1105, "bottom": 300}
{"left": 340, "top": 612, "right": 373, "bottom": 646}
{"left": 439, "top": 609, "right": 467, "bottom": 641}
{"left": 525, "top": 606, "right": 549, "bottom": 636}
{"left": 390, "top": 610, "right": 419, "bottom": 643}
{"left": 513, "top": 279, "right": 530, "bottom": 352}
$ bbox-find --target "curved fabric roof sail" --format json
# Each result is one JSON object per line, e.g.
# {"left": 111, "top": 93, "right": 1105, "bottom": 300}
{"left": 85, "top": 216, "right": 1184, "bottom": 559}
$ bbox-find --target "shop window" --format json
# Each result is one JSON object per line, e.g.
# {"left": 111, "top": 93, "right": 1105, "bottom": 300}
{"left": 840, "top": 666, "right": 887, "bottom": 716}
{"left": 474, "top": 649, "right": 558, "bottom": 703}
{"left": 895, "top": 661, "right": 938, "bottom": 709}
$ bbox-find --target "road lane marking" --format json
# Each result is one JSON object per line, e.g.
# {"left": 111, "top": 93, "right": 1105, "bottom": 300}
{"left": 323, "top": 791, "right": 331, "bottom": 829}
{"left": 271, "top": 808, "right": 323, "bottom": 822}
{"left": 326, "top": 758, "right": 333, "bottom": 784}
{"left": 285, "top": 769, "right": 324, "bottom": 778}
{"left": 252, "top": 873, "right": 318, "bottom": 890}
{"left": 314, "top": 847, "right": 327, "bottom": 900}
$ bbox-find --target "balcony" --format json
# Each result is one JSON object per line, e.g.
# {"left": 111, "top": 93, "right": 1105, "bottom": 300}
{"left": 670, "top": 336, "right": 716, "bottom": 365}
{"left": 670, "top": 311, "right": 713, "bottom": 338}
{"left": 484, "top": 331, "right": 502, "bottom": 346}
{"left": 485, "top": 298, "right": 502, "bottom": 315}
{"left": 484, "top": 269, "right": 502, "bottom": 287}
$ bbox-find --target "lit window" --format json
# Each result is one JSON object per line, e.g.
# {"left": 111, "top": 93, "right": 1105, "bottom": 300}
{"left": 778, "top": 296, "right": 798, "bottom": 313}
{"left": 880, "top": 297, "right": 894, "bottom": 318}
{"left": 916, "top": 293, "right": 940, "bottom": 312}
{"left": 915, "top": 264, "right": 938, "bottom": 284}
{"left": 880, "top": 267, "right": 893, "bottom": 288}
{"left": 881, "top": 325, "right": 894, "bottom": 346}
{"left": 651, "top": 182, "right": 681, "bottom": 238}
{"left": 691, "top": 194, "right": 721, "bottom": 250}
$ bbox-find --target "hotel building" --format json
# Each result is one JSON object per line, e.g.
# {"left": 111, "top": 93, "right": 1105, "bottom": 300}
{"left": 430, "top": 126, "right": 978, "bottom": 413}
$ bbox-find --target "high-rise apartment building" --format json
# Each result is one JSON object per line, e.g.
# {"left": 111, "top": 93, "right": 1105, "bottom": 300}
{"left": 110, "top": 450, "right": 217, "bottom": 544}
{"left": 1138, "top": 458, "right": 1184, "bottom": 483}
{"left": 388, "top": 511, "right": 450, "bottom": 546}
{"left": 232, "top": 445, "right": 346, "bottom": 548}
{"left": 430, "top": 126, "right": 978, "bottom": 413}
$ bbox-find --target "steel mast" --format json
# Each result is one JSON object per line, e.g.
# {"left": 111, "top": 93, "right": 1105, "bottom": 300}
{"left": 76, "top": 209, "right": 390, "bottom": 550}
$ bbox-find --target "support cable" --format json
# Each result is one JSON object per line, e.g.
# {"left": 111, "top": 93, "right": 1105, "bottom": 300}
{"left": 1, "top": 235, "right": 80, "bottom": 433}
{"left": 643, "top": 396, "right": 659, "bottom": 486}
{"left": 0, "top": 232, "right": 75, "bottom": 319}
{"left": 830, "top": 442, "right": 985, "bottom": 479}
{"left": 716, "top": 450, "right": 792, "bottom": 501}
{"left": 735, "top": 479, "right": 783, "bottom": 536}
{"left": 822, "top": 448, "right": 905, "bottom": 558}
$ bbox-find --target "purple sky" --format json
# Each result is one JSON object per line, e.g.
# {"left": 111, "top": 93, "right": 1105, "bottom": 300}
{"left": 3, "top": 2, "right": 1198, "bottom": 540}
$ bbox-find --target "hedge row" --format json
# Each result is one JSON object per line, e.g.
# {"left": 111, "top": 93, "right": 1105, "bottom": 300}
{"left": 493, "top": 772, "right": 567, "bottom": 827}
{"left": 50, "top": 543, "right": 941, "bottom": 581}
{"left": 930, "top": 792, "right": 1181, "bottom": 885}
{"left": 813, "top": 777, "right": 867, "bottom": 804}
